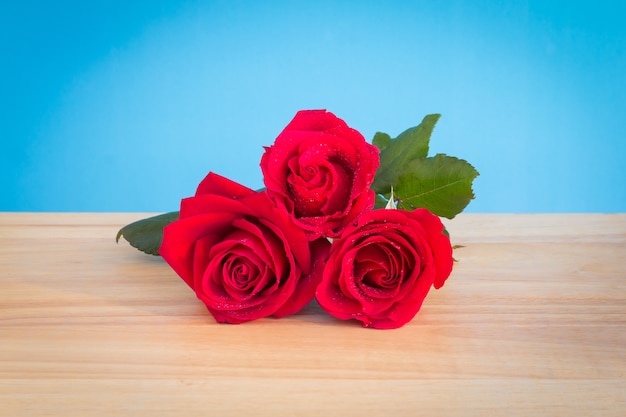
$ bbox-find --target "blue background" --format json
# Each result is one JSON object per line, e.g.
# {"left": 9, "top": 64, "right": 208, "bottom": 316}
{"left": 2, "top": 0, "right": 625, "bottom": 213}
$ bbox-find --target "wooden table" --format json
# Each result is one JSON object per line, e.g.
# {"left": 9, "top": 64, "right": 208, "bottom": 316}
{"left": 2, "top": 213, "right": 625, "bottom": 416}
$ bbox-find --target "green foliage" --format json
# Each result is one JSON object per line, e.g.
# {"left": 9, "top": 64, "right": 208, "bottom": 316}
{"left": 394, "top": 154, "right": 479, "bottom": 219}
{"left": 371, "top": 114, "right": 440, "bottom": 194}
{"left": 372, "top": 114, "right": 478, "bottom": 219}
{"left": 116, "top": 211, "right": 179, "bottom": 255}
{"left": 372, "top": 132, "right": 392, "bottom": 152}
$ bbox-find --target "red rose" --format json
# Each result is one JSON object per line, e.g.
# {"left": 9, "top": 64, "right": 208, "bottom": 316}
{"left": 315, "top": 208, "right": 453, "bottom": 329}
{"left": 158, "top": 172, "right": 330, "bottom": 324}
{"left": 260, "top": 110, "right": 380, "bottom": 240}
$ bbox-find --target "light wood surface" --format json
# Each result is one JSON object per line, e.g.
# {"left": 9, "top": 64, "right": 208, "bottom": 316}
{"left": 1, "top": 213, "right": 625, "bottom": 416}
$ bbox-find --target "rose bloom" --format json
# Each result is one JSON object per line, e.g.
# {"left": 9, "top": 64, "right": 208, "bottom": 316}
{"left": 261, "top": 110, "right": 379, "bottom": 240}
{"left": 315, "top": 208, "right": 453, "bottom": 329}
{"left": 159, "top": 172, "right": 329, "bottom": 324}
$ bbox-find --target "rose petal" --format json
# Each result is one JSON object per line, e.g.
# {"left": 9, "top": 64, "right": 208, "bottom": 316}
{"left": 195, "top": 172, "right": 256, "bottom": 198}
{"left": 227, "top": 220, "right": 283, "bottom": 288}
{"left": 180, "top": 194, "right": 251, "bottom": 219}
{"left": 192, "top": 233, "right": 223, "bottom": 290}
{"left": 260, "top": 110, "right": 379, "bottom": 239}
{"left": 273, "top": 237, "right": 331, "bottom": 318}
{"left": 316, "top": 273, "right": 363, "bottom": 320}
{"left": 315, "top": 207, "right": 453, "bottom": 329}
{"left": 159, "top": 212, "right": 239, "bottom": 287}
{"left": 409, "top": 209, "right": 453, "bottom": 289}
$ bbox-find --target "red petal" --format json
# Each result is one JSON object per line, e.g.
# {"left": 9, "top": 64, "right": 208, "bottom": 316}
{"left": 273, "top": 238, "right": 331, "bottom": 318}
{"left": 409, "top": 209, "right": 453, "bottom": 289}
{"left": 195, "top": 172, "right": 255, "bottom": 198}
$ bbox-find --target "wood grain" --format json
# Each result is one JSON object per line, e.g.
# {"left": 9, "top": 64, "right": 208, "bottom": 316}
{"left": 1, "top": 213, "right": 625, "bottom": 416}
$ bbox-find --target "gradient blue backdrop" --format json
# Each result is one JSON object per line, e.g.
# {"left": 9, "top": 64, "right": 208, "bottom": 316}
{"left": 2, "top": 0, "right": 625, "bottom": 212}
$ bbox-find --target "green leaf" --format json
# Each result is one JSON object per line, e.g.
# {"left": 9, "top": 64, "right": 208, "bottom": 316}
{"left": 116, "top": 211, "right": 179, "bottom": 256}
{"left": 394, "top": 154, "right": 479, "bottom": 219}
{"left": 372, "top": 132, "right": 392, "bottom": 152}
{"left": 371, "top": 114, "right": 441, "bottom": 194}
